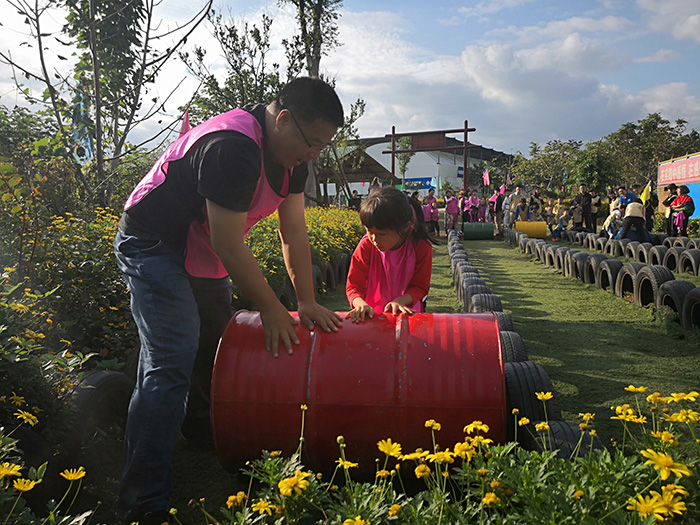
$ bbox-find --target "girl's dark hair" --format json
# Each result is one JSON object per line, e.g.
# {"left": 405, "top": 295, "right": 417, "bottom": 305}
{"left": 359, "top": 186, "right": 437, "bottom": 244}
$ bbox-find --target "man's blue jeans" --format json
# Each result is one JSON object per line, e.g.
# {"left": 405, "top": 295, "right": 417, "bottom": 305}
{"left": 114, "top": 230, "right": 200, "bottom": 518}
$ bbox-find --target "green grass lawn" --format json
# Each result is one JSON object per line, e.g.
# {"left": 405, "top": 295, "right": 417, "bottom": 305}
{"left": 420, "top": 237, "right": 700, "bottom": 443}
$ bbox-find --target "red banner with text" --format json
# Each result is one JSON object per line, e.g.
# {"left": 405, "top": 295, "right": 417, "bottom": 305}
{"left": 658, "top": 152, "right": 700, "bottom": 186}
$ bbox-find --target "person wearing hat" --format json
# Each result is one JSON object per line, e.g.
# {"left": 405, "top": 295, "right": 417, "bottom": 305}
{"left": 662, "top": 184, "right": 679, "bottom": 236}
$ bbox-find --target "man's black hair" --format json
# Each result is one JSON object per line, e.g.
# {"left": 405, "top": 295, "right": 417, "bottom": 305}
{"left": 276, "top": 77, "right": 344, "bottom": 128}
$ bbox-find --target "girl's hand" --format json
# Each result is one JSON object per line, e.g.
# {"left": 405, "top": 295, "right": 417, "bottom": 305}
{"left": 384, "top": 301, "right": 416, "bottom": 316}
{"left": 346, "top": 304, "right": 375, "bottom": 322}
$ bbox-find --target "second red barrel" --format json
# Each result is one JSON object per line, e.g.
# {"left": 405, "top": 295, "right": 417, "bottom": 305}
{"left": 211, "top": 311, "right": 506, "bottom": 472}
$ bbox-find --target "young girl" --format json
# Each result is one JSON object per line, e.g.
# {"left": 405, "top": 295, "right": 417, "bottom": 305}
{"left": 346, "top": 186, "right": 434, "bottom": 322}
{"left": 477, "top": 197, "right": 489, "bottom": 222}
{"left": 467, "top": 190, "right": 479, "bottom": 223}
{"left": 444, "top": 188, "right": 459, "bottom": 231}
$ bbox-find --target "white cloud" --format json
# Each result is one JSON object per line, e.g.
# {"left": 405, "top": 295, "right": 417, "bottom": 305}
{"left": 634, "top": 48, "right": 676, "bottom": 63}
{"left": 457, "top": 0, "right": 536, "bottom": 19}
{"left": 493, "top": 15, "right": 632, "bottom": 43}
{"left": 637, "top": 0, "right": 700, "bottom": 44}
{"left": 519, "top": 33, "right": 624, "bottom": 72}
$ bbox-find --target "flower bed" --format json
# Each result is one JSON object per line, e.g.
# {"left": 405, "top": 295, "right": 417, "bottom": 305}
{"left": 1, "top": 386, "right": 697, "bottom": 523}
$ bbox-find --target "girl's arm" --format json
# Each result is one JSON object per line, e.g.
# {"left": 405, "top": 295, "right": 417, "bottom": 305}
{"left": 385, "top": 241, "right": 433, "bottom": 315}
{"left": 346, "top": 237, "right": 375, "bottom": 322}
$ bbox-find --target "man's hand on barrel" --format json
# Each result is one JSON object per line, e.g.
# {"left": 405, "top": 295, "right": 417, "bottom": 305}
{"left": 346, "top": 299, "right": 374, "bottom": 323}
{"left": 298, "top": 300, "right": 342, "bottom": 333}
{"left": 260, "top": 301, "right": 300, "bottom": 358}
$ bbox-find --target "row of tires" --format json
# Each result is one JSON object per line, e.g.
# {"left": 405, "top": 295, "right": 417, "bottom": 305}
{"left": 565, "top": 231, "right": 700, "bottom": 276}
{"left": 447, "top": 230, "right": 601, "bottom": 457}
{"left": 504, "top": 229, "right": 700, "bottom": 330}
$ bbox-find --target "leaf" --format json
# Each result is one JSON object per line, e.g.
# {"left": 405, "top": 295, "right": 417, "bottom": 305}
{"left": 2, "top": 193, "right": 12, "bottom": 202}
{"left": 8, "top": 176, "right": 22, "bottom": 187}
{"left": 14, "top": 187, "right": 31, "bottom": 199}
{"left": 57, "top": 55, "right": 67, "bottom": 60}
{"left": 10, "top": 206, "right": 22, "bottom": 215}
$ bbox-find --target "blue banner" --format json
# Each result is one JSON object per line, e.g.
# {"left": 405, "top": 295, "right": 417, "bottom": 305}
{"left": 403, "top": 177, "right": 437, "bottom": 190}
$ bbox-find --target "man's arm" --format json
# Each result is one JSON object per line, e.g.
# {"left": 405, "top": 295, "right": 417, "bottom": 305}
{"left": 206, "top": 199, "right": 299, "bottom": 357}
{"left": 277, "top": 192, "right": 342, "bottom": 333}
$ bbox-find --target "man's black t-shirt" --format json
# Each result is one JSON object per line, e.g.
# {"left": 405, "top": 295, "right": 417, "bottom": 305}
{"left": 119, "top": 104, "right": 308, "bottom": 253}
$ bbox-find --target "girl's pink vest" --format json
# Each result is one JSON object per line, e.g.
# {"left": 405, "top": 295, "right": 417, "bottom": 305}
{"left": 445, "top": 196, "right": 459, "bottom": 215}
{"left": 124, "top": 109, "right": 290, "bottom": 278}
{"left": 365, "top": 236, "right": 423, "bottom": 312}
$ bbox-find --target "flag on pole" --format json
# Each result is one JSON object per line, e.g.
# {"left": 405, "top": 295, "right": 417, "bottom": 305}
{"left": 499, "top": 184, "right": 505, "bottom": 194}
{"left": 179, "top": 109, "right": 191, "bottom": 137}
{"left": 506, "top": 172, "right": 512, "bottom": 186}
{"left": 640, "top": 181, "right": 652, "bottom": 204}
{"left": 482, "top": 168, "right": 490, "bottom": 186}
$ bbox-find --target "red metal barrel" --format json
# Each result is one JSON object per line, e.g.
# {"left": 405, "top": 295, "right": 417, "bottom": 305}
{"left": 211, "top": 311, "right": 506, "bottom": 472}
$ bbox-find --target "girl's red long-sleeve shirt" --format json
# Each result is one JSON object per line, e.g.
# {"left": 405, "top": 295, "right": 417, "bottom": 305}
{"left": 346, "top": 235, "right": 433, "bottom": 308}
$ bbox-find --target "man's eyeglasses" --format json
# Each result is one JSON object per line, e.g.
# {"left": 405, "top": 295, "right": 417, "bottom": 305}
{"left": 286, "top": 109, "right": 326, "bottom": 152}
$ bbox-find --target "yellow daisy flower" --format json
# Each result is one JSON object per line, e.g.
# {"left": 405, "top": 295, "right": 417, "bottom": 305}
{"left": 482, "top": 492, "right": 501, "bottom": 505}
{"left": 626, "top": 493, "right": 665, "bottom": 520}
{"left": 336, "top": 458, "right": 358, "bottom": 469}
{"left": 251, "top": 499, "right": 274, "bottom": 515}
{"left": 60, "top": 467, "right": 86, "bottom": 481}
{"left": 414, "top": 464, "right": 430, "bottom": 479}
{"left": 13, "top": 479, "right": 36, "bottom": 492}
{"left": 377, "top": 438, "right": 402, "bottom": 457}
{"left": 463, "top": 420, "right": 490, "bottom": 435}
{"left": 0, "top": 463, "right": 22, "bottom": 479}
{"left": 14, "top": 410, "right": 38, "bottom": 427}
{"left": 640, "top": 449, "right": 692, "bottom": 480}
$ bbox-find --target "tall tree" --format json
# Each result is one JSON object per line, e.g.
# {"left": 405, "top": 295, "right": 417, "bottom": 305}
{"left": 180, "top": 11, "right": 288, "bottom": 125}
{"left": 1, "top": 0, "right": 212, "bottom": 205}
{"left": 512, "top": 139, "right": 581, "bottom": 191}
{"left": 280, "top": 0, "right": 342, "bottom": 78}
{"left": 571, "top": 140, "right": 617, "bottom": 191}
{"left": 605, "top": 113, "right": 687, "bottom": 187}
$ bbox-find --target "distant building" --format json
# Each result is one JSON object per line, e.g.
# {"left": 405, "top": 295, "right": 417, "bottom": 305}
{"left": 350, "top": 136, "right": 512, "bottom": 197}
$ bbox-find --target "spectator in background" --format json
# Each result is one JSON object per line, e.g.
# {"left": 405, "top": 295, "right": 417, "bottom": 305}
{"left": 421, "top": 196, "right": 433, "bottom": 233}
{"left": 513, "top": 197, "right": 529, "bottom": 222}
{"left": 444, "top": 188, "right": 460, "bottom": 232}
{"left": 662, "top": 184, "right": 679, "bottom": 236}
{"left": 609, "top": 189, "right": 620, "bottom": 212}
{"left": 571, "top": 203, "right": 584, "bottom": 230}
{"left": 617, "top": 186, "right": 637, "bottom": 208}
{"left": 644, "top": 183, "right": 659, "bottom": 231}
{"left": 574, "top": 184, "right": 593, "bottom": 232}
{"left": 509, "top": 185, "right": 524, "bottom": 226}
{"left": 477, "top": 196, "right": 490, "bottom": 222}
{"left": 589, "top": 189, "right": 601, "bottom": 233}
{"left": 602, "top": 206, "right": 623, "bottom": 239}
{"left": 369, "top": 176, "right": 381, "bottom": 193}
{"left": 550, "top": 207, "right": 571, "bottom": 241}
{"left": 425, "top": 188, "right": 440, "bottom": 237}
{"left": 529, "top": 202, "right": 544, "bottom": 222}
{"left": 502, "top": 188, "right": 513, "bottom": 230}
{"left": 544, "top": 199, "right": 554, "bottom": 223}
{"left": 410, "top": 191, "right": 421, "bottom": 204}
{"left": 670, "top": 185, "right": 695, "bottom": 237}
{"left": 491, "top": 188, "right": 504, "bottom": 235}
{"left": 348, "top": 190, "right": 362, "bottom": 211}
{"left": 619, "top": 198, "right": 650, "bottom": 242}
{"left": 529, "top": 187, "right": 543, "bottom": 211}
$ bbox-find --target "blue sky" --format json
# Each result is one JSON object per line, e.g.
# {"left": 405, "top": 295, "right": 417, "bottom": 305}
{"left": 1, "top": 0, "right": 699, "bottom": 158}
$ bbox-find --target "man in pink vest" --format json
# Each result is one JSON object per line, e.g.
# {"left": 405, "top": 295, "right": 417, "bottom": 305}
{"left": 114, "top": 77, "right": 344, "bottom": 524}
